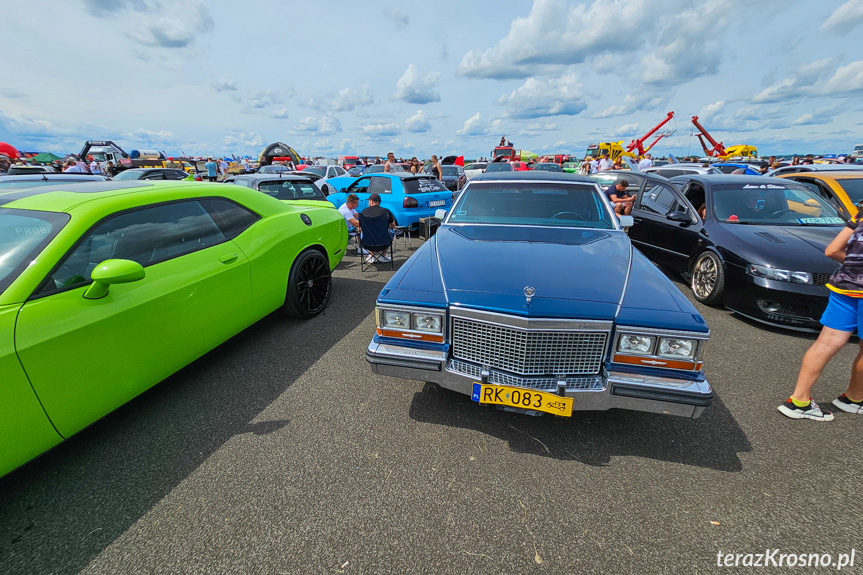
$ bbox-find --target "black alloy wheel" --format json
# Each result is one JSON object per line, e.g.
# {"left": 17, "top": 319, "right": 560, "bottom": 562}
{"left": 283, "top": 249, "right": 332, "bottom": 318}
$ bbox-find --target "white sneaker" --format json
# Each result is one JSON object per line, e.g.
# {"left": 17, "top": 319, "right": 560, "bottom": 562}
{"left": 360, "top": 248, "right": 370, "bottom": 255}
{"left": 364, "top": 254, "right": 375, "bottom": 263}
{"left": 379, "top": 254, "right": 391, "bottom": 262}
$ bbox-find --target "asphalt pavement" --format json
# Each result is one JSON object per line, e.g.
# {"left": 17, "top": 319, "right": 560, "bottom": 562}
{"left": 1, "top": 236, "right": 861, "bottom": 575}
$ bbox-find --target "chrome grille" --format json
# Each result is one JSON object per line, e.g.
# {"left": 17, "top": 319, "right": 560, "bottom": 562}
{"left": 447, "top": 359, "right": 605, "bottom": 391}
{"left": 451, "top": 317, "right": 608, "bottom": 375}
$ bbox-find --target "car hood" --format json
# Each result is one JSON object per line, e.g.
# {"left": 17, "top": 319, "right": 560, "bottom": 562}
{"left": 432, "top": 225, "right": 630, "bottom": 319}
{"left": 719, "top": 223, "right": 841, "bottom": 270}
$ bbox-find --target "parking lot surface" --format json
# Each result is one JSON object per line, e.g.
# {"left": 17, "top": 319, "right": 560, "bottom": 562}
{"left": 1, "top": 237, "right": 861, "bottom": 574}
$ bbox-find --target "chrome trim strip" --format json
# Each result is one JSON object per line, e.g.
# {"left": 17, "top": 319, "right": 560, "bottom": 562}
{"left": 615, "top": 243, "right": 634, "bottom": 318}
{"left": 629, "top": 239, "right": 689, "bottom": 258}
{"left": 449, "top": 307, "right": 613, "bottom": 331}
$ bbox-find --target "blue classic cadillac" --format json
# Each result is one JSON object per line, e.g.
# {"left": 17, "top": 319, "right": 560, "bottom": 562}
{"left": 366, "top": 172, "right": 713, "bottom": 418}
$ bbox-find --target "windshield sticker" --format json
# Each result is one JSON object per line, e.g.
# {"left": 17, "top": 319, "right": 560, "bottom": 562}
{"left": 797, "top": 217, "right": 844, "bottom": 225}
{"left": 743, "top": 184, "right": 786, "bottom": 190}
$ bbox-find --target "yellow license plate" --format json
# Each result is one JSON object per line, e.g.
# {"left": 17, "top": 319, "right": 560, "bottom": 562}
{"left": 472, "top": 383, "right": 573, "bottom": 417}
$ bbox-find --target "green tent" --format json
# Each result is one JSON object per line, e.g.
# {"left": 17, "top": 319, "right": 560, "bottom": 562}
{"left": 28, "top": 152, "right": 63, "bottom": 164}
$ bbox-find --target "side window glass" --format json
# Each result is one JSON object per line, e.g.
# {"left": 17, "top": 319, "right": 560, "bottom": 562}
{"left": 41, "top": 201, "right": 226, "bottom": 295}
{"left": 368, "top": 177, "right": 393, "bottom": 195}
{"left": 142, "top": 172, "right": 166, "bottom": 180}
{"left": 348, "top": 178, "right": 371, "bottom": 193}
{"left": 641, "top": 185, "right": 676, "bottom": 215}
{"left": 199, "top": 198, "right": 260, "bottom": 239}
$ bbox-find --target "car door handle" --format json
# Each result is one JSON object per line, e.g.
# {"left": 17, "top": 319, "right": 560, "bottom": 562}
{"left": 219, "top": 253, "right": 238, "bottom": 264}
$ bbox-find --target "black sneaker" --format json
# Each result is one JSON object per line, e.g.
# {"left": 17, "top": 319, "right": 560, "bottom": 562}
{"left": 777, "top": 398, "right": 834, "bottom": 421}
{"left": 832, "top": 394, "right": 863, "bottom": 414}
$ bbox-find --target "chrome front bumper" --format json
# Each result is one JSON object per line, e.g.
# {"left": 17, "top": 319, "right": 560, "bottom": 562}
{"left": 367, "top": 341, "right": 712, "bottom": 418}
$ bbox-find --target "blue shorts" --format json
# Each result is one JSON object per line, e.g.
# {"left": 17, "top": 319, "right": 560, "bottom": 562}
{"left": 820, "top": 291, "right": 863, "bottom": 333}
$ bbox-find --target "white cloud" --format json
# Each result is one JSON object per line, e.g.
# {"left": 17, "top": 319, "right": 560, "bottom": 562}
{"left": 384, "top": 8, "right": 409, "bottom": 28}
{"left": 609, "top": 123, "right": 639, "bottom": 138}
{"left": 223, "top": 131, "right": 263, "bottom": 149}
{"left": 753, "top": 57, "right": 842, "bottom": 103}
{"left": 272, "top": 109, "right": 289, "bottom": 119}
{"left": 293, "top": 114, "right": 342, "bottom": 135}
{"left": 362, "top": 122, "right": 401, "bottom": 136}
{"left": 823, "top": 60, "right": 863, "bottom": 94}
{"left": 455, "top": 113, "right": 504, "bottom": 136}
{"left": 331, "top": 85, "right": 374, "bottom": 111}
{"left": 594, "top": 93, "right": 666, "bottom": 119}
{"left": 496, "top": 74, "right": 586, "bottom": 119}
{"left": 458, "top": 0, "right": 657, "bottom": 79}
{"left": 404, "top": 110, "right": 431, "bottom": 132}
{"left": 393, "top": 65, "right": 441, "bottom": 104}
{"left": 212, "top": 79, "right": 238, "bottom": 92}
{"left": 822, "top": 0, "right": 863, "bottom": 34}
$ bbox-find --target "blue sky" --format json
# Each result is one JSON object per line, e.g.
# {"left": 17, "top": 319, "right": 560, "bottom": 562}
{"left": 1, "top": 0, "right": 862, "bottom": 159}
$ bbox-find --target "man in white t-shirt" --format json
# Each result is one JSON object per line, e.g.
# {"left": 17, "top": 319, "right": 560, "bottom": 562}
{"left": 589, "top": 158, "right": 599, "bottom": 173}
{"left": 598, "top": 154, "right": 612, "bottom": 171}
{"left": 638, "top": 153, "right": 653, "bottom": 171}
{"left": 218, "top": 158, "right": 229, "bottom": 180}
{"left": 338, "top": 193, "right": 360, "bottom": 229}
{"left": 338, "top": 193, "right": 368, "bottom": 254}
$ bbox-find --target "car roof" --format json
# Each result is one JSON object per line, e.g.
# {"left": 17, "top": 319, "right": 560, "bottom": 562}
{"left": 357, "top": 172, "right": 435, "bottom": 180}
{"left": 590, "top": 170, "right": 671, "bottom": 183}
{"left": 236, "top": 173, "right": 314, "bottom": 181}
{"left": 669, "top": 174, "right": 802, "bottom": 186}
{"left": 0, "top": 181, "right": 156, "bottom": 210}
{"left": 0, "top": 174, "right": 107, "bottom": 182}
{"left": 779, "top": 171, "right": 863, "bottom": 180}
{"left": 471, "top": 171, "right": 595, "bottom": 183}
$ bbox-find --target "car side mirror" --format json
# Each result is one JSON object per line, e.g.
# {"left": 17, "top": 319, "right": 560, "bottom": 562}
{"left": 83, "top": 259, "right": 145, "bottom": 299}
{"left": 435, "top": 209, "right": 447, "bottom": 220}
{"left": 618, "top": 215, "right": 634, "bottom": 228}
{"left": 667, "top": 210, "right": 694, "bottom": 224}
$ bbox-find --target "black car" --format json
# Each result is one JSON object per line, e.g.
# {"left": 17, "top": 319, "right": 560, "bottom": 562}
{"left": 225, "top": 173, "right": 329, "bottom": 202}
{"left": 111, "top": 168, "right": 190, "bottom": 181}
{"left": 625, "top": 174, "right": 843, "bottom": 331}
{"left": 434, "top": 165, "right": 466, "bottom": 192}
{"left": 4, "top": 165, "right": 58, "bottom": 175}
{"left": 532, "top": 162, "right": 563, "bottom": 172}
{"left": 0, "top": 173, "right": 108, "bottom": 188}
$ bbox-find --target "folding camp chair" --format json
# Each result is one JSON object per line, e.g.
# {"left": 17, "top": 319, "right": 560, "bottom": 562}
{"left": 358, "top": 211, "right": 395, "bottom": 271}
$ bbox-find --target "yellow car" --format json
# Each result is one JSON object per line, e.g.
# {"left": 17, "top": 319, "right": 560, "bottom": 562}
{"left": 779, "top": 171, "right": 863, "bottom": 220}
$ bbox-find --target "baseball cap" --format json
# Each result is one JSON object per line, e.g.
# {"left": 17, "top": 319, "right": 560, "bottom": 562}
{"left": 369, "top": 193, "right": 381, "bottom": 202}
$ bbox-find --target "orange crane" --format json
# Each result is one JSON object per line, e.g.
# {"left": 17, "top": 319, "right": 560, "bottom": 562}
{"left": 691, "top": 116, "right": 757, "bottom": 158}
{"left": 626, "top": 111, "right": 675, "bottom": 157}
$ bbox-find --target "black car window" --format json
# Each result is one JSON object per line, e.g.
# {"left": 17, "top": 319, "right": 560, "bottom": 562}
{"left": 640, "top": 185, "right": 679, "bottom": 215}
{"left": 142, "top": 172, "right": 166, "bottom": 180}
{"left": 257, "top": 180, "right": 327, "bottom": 201}
{"left": 348, "top": 178, "right": 371, "bottom": 193}
{"left": 199, "top": 198, "right": 260, "bottom": 239}
{"left": 167, "top": 170, "right": 188, "bottom": 180}
{"left": 654, "top": 169, "right": 684, "bottom": 178}
{"left": 38, "top": 201, "right": 227, "bottom": 296}
{"left": 368, "top": 176, "right": 393, "bottom": 194}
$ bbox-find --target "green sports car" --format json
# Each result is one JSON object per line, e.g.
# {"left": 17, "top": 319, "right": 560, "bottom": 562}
{"left": 0, "top": 181, "right": 348, "bottom": 477}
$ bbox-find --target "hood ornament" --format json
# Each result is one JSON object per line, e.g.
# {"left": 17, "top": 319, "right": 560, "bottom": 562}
{"left": 523, "top": 286, "right": 536, "bottom": 305}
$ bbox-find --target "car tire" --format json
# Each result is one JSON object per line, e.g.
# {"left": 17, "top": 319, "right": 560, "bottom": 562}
{"left": 690, "top": 251, "right": 725, "bottom": 305}
{"left": 321, "top": 184, "right": 330, "bottom": 195}
{"left": 283, "top": 248, "right": 332, "bottom": 319}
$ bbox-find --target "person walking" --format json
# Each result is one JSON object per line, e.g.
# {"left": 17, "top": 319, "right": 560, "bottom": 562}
{"left": 638, "top": 153, "right": 653, "bottom": 170}
{"left": 778, "top": 215, "right": 863, "bottom": 421}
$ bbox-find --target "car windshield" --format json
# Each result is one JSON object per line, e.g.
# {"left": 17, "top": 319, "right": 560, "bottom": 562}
{"left": 403, "top": 178, "right": 448, "bottom": 194}
{"left": 441, "top": 166, "right": 459, "bottom": 176}
{"left": 303, "top": 166, "right": 327, "bottom": 177}
{"left": 449, "top": 182, "right": 615, "bottom": 229}
{"left": 534, "top": 163, "right": 562, "bottom": 171}
{"left": 712, "top": 183, "right": 844, "bottom": 225}
{"left": 484, "top": 163, "right": 513, "bottom": 173}
{"left": 0, "top": 208, "right": 70, "bottom": 295}
{"left": 259, "top": 165, "right": 289, "bottom": 173}
{"left": 257, "top": 180, "right": 327, "bottom": 201}
{"left": 111, "top": 170, "right": 144, "bottom": 180}
{"left": 838, "top": 178, "right": 863, "bottom": 204}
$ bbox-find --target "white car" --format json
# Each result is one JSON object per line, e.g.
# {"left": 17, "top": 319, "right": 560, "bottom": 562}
{"left": 463, "top": 162, "right": 487, "bottom": 180}
{"left": 302, "top": 164, "right": 350, "bottom": 194}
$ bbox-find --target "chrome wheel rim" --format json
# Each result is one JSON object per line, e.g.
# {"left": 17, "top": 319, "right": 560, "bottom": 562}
{"left": 296, "top": 255, "right": 331, "bottom": 313}
{"left": 692, "top": 256, "right": 716, "bottom": 299}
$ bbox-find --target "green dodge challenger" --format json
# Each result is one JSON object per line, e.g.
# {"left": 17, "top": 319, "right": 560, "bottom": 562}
{"left": 0, "top": 181, "right": 347, "bottom": 477}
